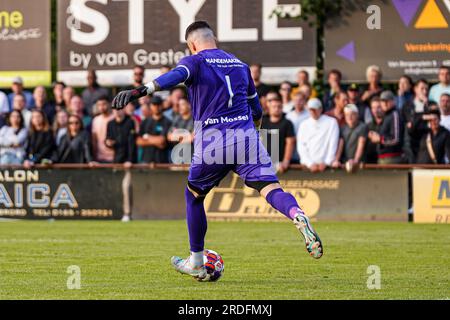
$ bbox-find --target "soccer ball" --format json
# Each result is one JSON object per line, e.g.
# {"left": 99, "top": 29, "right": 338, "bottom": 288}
{"left": 201, "top": 249, "right": 224, "bottom": 282}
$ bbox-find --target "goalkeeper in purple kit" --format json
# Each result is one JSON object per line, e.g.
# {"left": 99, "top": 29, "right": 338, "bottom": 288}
{"left": 112, "top": 21, "right": 323, "bottom": 281}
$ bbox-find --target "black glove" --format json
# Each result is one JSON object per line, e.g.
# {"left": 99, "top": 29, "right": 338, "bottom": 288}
{"left": 112, "top": 86, "right": 148, "bottom": 110}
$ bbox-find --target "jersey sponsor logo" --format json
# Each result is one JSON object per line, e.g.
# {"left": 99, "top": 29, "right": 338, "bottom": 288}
{"left": 203, "top": 115, "right": 249, "bottom": 126}
{"left": 204, "top": 58, "right": 243, "bottom": 65}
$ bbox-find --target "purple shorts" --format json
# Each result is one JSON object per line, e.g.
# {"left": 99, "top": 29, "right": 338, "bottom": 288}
{"left": 188, "top": 138, "right": 279, "bottom": 194}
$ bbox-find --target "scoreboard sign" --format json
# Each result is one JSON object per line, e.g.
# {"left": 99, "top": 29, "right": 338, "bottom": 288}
{"left": 57, "top": 0, "right": 317, "bottom": 86}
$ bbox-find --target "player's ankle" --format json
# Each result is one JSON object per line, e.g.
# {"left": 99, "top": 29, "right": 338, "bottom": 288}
{"left": 190, "top": 251, "right": 204, "bottom": 268}
{"left": 289, "top": 207, "right": 305, "bottom": 220}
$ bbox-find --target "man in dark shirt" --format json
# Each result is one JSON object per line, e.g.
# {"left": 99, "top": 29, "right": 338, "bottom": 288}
{"left": 416, "top": 110, "right": 450, "bottom": 164}
{"left": 106, "top": 109, "right": 137, "bottom": 164}
{"left": 261, "top": 92, "right": 295, "bottom": 172}
{"left": 137, "top": 96, "right": 172, "bottom": 164}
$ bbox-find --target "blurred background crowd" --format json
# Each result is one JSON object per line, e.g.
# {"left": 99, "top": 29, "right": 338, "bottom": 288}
{"left": 0, "top": 64, "right": 449, "bottom": 171}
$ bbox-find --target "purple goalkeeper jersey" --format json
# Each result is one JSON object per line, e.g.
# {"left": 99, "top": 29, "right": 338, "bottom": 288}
{"left": 176, "top": 49, "right": 257, "bottom": 132}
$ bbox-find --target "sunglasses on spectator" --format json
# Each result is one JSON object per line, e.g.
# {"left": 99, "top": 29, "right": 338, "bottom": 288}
{"left": 134, "top": 72, "right": 144, "bottom": 76}
{"left": 69, "top": 121, "right": 80, "bottom": 125}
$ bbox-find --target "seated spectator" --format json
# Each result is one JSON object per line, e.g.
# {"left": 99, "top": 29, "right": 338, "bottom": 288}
{"left": 396, "top": 75, "right": 414, "bottom": 111}
{"left": 164, "top": 87, "right": 186, "bottom": 121}
{"left": 91, "top": 97, "right": 114, "bottom": 163}
{"left": 69, "top": 95, "right": 92, "bottom": 129}
{"left": 51, "top": 81, "right": 66, "bottom": 111}
{"left": 63, "top": 86, "right": 75, "bottom": 110}
{"left": 347, "top": 83, "right": 372, "bottom": 124}
{"left": 8, "top": 77, "right": 34, "bottom": 109}
{"left": 82, "top": 70, "right": 110, "bottom": 116}
{"left": 24, "top": 110, "right": 55, "bottom": 167}
{"left": 429, "top": 66, "right": 450, "bottom": 104}
{"left": 279, "top": 81, "right": 294, "bottom": 113}
{"left": 291, "top": 70, "right": 317, "bottom": 99}
{"left": 366, "top": 97, "right": 384, "bottom": 164}
{"left": 402, "top": 79, "right": 430, "bottom": 161}
{"left": 0, "top": 110, "right": 28, "bottom": 165}
{"left": 323, "top": 69, "right": 343, "bottom": 111}
{"left": 362, "top": 65, "right": 383, "bottom": 104}
{"left": 368, "top": 91, "right": 404, "bottom": 164}
{"left": 106, "top": 109, "right": 137, "bottom": 164}
{"left": 137, "top": 96, "right": 172, "bottom": 164}
{"left": 32, "top": 86, "right": 56, "bottom": 124}
{"left": 261, "top": 92, "right": 295, "bottom": 172}
{"left": 416, "top": 110, "right": 450, "bottom": 164}
{"left": 54, "top": 114, "right": 94, "bottom": 164}
{"left": 53, "top": 109, "right": 69, "bottom": 146}
{"left": 332, "top": 104, "right": 368, "bottom": 169}
{"left": 325, "top": 91, "right": 349, "bottom": 127}
{"left": 12, "top": 93, "right": 31, "bottom": 128}
{"left": 298, "top": 98, "right": 339, "bottom": 172}
{"left": 439, "top": 93, "right": 450, "bottom": 131}
{"left": 0, "top": 89, "right": 9, "bottom": 114}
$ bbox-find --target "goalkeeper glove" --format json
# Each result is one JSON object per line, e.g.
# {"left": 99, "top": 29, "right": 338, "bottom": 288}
{"left": 112, "top": 82, "right": 156, "bottom": 110}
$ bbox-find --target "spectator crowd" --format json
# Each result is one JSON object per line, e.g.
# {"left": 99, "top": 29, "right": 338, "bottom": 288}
{"left": 0, "top": 64, "right": 449, "bottom": 171}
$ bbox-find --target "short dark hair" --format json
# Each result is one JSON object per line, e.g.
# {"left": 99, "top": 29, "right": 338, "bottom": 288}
{"left": 185, "top": 21, "right": 212, "bottom": 41}
{"left": 328, "top": 69, "right": 342, "bottom": 80}
{"left": 6, "top": 110, "right": 24, "bottom": 129}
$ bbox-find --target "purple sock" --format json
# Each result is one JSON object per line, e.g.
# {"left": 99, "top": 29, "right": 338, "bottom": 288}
{"left": 266, "top": 188, "right": 302, "bottom": 220}
{"left": 185, "top": 187, "right": 207, "bottom": 252}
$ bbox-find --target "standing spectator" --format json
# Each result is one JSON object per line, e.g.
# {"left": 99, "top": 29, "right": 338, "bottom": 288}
{"left": 12, "top": 93, "right": 31, "bottom": 128}
{"left": 123, "top": 66, "right": 146, "bottom": 108}
{"left": 291, "top": 70, "right": 317, "bottom": 99}
{"left": 286, "top": 92, "right": 309, "bottom": 134}
{"left": 416, "top": 110, "right": 450, "bottom": 164}
{"left": 168, "top": 98, "right": 194, "bottom": 163}
{"left": 279, "top": 81, "right": 294, "bottom": 113}
{"left": 136, "top": 96, "right": 152, "bottom": 120}
{"left": 53, "top": 109, "right": 69, "bottom": 146}
{"left": 298, "top": 98, "right": 340, "bottom": 172}
{"left": 105, "top": 109, "right": 137, "bottom": 223}
{"left": 261, "top": 92, "right": 295, "bottom": 172}
{"left": 69, "top": 95, "right": 92, "bottom": 129}
{"left": 250, "top": 63, "right": 271, "bottom": 110}
{"left": 7, "top": 77, "right": 34, "bottom": 109}
{"left": 332, "top": 104, "right": 368, "bottom": 169}
{"left": 429, "top": 66, "right": 450, "bottom": 103}
{"left": 396, "top": 75, "right": 414, "bottom": 111}
{"left": 54, "top": 114, "right": 94, "bottom": 164}
{"left": 106, "top": 109, "right": 137, "bottom": 164}
{"left": 137, "top": 96, "right": 172, "bottom": 164}
{"left": 0, "top": 113, "right": 5, "bottom": 129}
{"left": 0, "top": 89, "right": 9, "bottom": 114}
{"left": 82, "top": 70, "right": 110, "bottom": 116}
{"left": 361, "top": 65, "right": 383, "bottom": 104}
{"left": 323, "top": 69, "right": 343, "bottom": 111}
{"left": 366, "top": 97, "right": 384, "bottom": 164}
{"left": 63, "top": 86, "right": 75, "bottom": 110}
{"left": 326, "top": 91, "right": 349, "bottom": 127}
{"left": 439, "top": 93, "right": 450, "bottom": 131}
{"left": 164, "top": 87, "right": 186, "bottom": 121}
{"left": 347, "top": 83, "right": 372, "bottom": 124}
{"left": 32, "top": 86, "right": 56, "bottom": 124}
{"left": 91, "top": 97, "right": 115, "bottom": 163}
{"left": 368, "top": 91, "right": 404, "bottom": 164}
{"left": 24, "top": 110, "right": 55, "bottom": 167}
{"left": 286, "top": 92, "right": 309, "bottom": 163}
{"left": 51, "top": 81, "right": 66, "bottom": 111}
{"left": 0, "top": 110, "right": 28, "bottom": 165}
{"left": 402, "top": 79, "right": 430, "bottom": 161}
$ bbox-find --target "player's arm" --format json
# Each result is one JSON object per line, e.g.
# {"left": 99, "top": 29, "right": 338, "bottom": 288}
{"left": 112, "top": 66, "right": 191, "bottom": 110}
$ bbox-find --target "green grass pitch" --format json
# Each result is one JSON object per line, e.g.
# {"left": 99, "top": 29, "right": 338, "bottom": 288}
{"left": 0, "top": 220, "right": 448, "bottom": 300}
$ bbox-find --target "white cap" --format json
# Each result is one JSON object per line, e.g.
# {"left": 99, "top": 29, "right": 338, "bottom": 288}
{"left": 344, "top": 104, "right": 359, "bottom": 114}
{"left": 12, "top": 76, "right": 23, "bottom": 85}
{"left": 307, "top": 98, "right": 322, "bottom": 110}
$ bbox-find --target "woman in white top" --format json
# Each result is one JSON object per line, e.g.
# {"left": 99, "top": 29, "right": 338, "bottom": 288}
{"left": 0, "top": 110, "right": 28, "bottom": 164}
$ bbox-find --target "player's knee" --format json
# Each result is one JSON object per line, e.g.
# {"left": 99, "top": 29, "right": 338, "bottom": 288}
{"left": 186, "top": 183, "right": 209, "bottom": 200}
{"left": 245, "top": 181, "right": 281, "bottom": 198}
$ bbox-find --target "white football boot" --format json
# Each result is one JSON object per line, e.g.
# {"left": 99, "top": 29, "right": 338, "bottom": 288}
{"left": 171, "top": 255, "right": 207, "bottom": 280}
{"left": 293, "top": 212, "right": 323, "bottom": 259}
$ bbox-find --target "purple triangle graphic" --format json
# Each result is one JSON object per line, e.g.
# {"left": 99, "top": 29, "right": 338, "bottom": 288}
{"left": 336, "top": 41, "right": 355, "bottom": 63}
{"left": 392, "top": 0, "right": 423, "bottom": 27}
